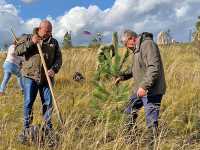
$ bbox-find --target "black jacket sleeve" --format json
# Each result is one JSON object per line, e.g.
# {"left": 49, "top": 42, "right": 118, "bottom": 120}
{"left": 51, "top": 40, "right": 62, "bottom": 73}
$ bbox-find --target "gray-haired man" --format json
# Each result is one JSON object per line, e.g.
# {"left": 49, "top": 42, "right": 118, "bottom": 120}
{"left": 115, "top": 30, "right": 166, "bottom": 149}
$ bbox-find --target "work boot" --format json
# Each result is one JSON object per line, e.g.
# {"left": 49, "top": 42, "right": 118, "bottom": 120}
{"left": 17, "top": 128, "right": 31, "bottom": 145}
{"left": 123, "top": 112, "right": 138, "bottom": 144}
{"left": 145, "top": 127, "right": 158, "bottom": 150}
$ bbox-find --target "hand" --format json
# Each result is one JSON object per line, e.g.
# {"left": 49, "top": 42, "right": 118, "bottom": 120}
{"left": 32, "top": 34, "right": 41, "bottom": 44}
{"left": 48, "top": 69, "right": 55, "bottom": 77}
{"left": 114, "top": 77, "right": 122, "bottom": 85}
{"left": 137, "top": 87, "right": 147, "bottom": 97}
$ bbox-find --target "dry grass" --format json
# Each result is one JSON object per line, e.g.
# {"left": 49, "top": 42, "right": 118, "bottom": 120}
{"left": 0, "top": 44, "right": 200, "bottom": 150}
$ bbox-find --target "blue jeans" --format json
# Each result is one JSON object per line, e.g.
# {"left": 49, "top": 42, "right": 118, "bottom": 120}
{"left": 23, "top": 77, "right": 53, "bottom": 129}
{"left": 124, "top": 94, "right": 162, "bottom": 128}
{"left": 0, "top": 61, "right": 23, "bottom": 92}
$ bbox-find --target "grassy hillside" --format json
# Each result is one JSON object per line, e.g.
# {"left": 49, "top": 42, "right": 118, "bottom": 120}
{"left": 0, "top": 44, "right": 200, "bottom": 150}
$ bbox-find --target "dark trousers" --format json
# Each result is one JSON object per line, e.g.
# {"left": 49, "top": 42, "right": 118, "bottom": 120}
{"left": 125, "top": 94, "right": 162, "bottom": 128}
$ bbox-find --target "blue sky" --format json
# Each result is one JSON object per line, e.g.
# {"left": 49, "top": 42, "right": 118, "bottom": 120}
{"left": 7, "top": 0, "right": 115, "bottom": 20}
{"left": 0, "top": 0, "right": 200, "bottom": 48}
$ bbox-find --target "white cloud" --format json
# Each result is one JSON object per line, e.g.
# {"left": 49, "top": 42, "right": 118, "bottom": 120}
{"left": 0, "top": 0, "right": 6, "bottom": 4}
{"left": 0, "top": 0, "right": 200, "bottom": 47}
{"left": 21, "top": 0, "right": 38, "bottom": 4}
{"left": 176, "top": 5, "right": 189, "bottom": 18}
{"left": 50, "top": 0, "right": 200, "bottom": 43}
{"left": 0, "top": 3, "right": 18, "bottom": 16}
{"left": 24, "top": 18, "right": 41, "bottom": 32}
{"left": 0, "top": 1, "right": 22, "bottom": 46}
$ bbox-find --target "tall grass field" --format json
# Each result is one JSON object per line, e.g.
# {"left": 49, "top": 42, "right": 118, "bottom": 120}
{"left": 0, "top": 44, "right": 200, "bottom": 150}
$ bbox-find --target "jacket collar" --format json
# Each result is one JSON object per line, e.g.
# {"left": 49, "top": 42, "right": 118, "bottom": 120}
{"left": 133, "top": 36, "right": 152, "bottom": 54}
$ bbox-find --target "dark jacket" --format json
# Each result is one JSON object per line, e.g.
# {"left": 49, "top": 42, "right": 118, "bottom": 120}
{"left": 15, "top": 30, "right": 62, "bottom": 84}
{"left": 120, "top": 35, "right": 166, "bottom": 96}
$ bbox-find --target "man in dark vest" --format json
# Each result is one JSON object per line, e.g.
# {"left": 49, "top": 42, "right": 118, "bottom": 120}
{"left": 15, "top": 20, "right": 62, "bottom": 144}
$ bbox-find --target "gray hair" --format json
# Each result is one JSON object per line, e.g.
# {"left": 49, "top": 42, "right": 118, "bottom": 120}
{"left": 121, "top": 29, "right": 138, "bottom": 42}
